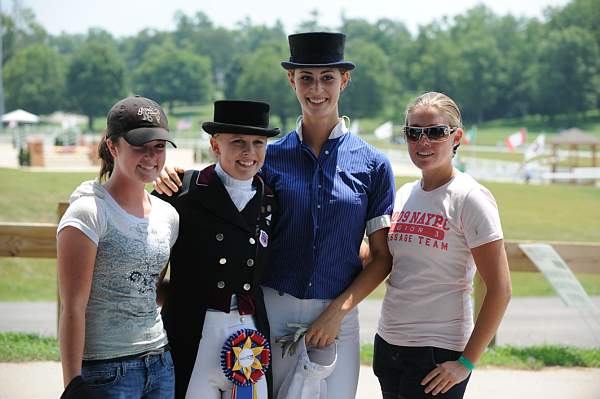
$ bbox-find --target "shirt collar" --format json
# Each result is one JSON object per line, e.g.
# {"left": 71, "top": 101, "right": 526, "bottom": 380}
{"left": 215, "top": 162, "right": 254, "bottom": 190}
{"left": 295, "top": 116, "right": 349, "bottom": 141}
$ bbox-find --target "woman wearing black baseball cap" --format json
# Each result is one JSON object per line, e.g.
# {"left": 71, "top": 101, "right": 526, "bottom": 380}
{"left": 57, "top": 96, "right": 179, "bottom": 398}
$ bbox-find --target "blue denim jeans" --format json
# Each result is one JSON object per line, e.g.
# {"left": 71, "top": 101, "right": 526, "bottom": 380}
{"left": 373, "top": 334, "right": 470, "bottom": 399}
{"left": 81, "top": 351, "right": 175, "bottom": 399}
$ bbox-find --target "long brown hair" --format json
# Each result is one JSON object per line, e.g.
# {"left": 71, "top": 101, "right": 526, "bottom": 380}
{"left": 98, "top": 132, "right": 116, "bottom": 182}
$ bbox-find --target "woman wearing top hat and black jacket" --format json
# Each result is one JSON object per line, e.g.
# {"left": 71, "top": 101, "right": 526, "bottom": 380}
{"left": 153, "top": 100, "right": 280, "bottom": 399}
{"left": 155, "top": 33, "right": 395, "bottom": 398}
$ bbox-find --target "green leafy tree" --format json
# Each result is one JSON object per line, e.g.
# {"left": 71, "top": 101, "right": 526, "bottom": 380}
{"left": 546, "top": 0, "right": 600, "bottom": 45}
{"left": 4, "top": 44, "right": 65, "bottom": 114}
{"left": 535, "top": 26, "right": 600, "bottom": 118}
{"left": 341, "top": 39, "right": 392, "bottom": 118}
{"left": 173, "top": 12, "right": 237, "bottom": 88}
{"left": 410, "top": 22, "right": 462, "bottom": 98}
{"left": 49, "top": 32, "right": 85, "bottom": 56}
{"left": 234, "top": 43, "right": 298, "bottom": 131}
{"left": 66, "top": 41, "right": 126, "bottom": 131}
{"left": 132, "top": 42, "right": 214, "bottom": 113}
{"left": 341, "top": 18, "right": 415, "bottom": 122}
{"left": 120, "top": 29, "right": 169, "bottom": 71}
{"left": 1, "top": 2, "right": 47, "bottom": 64}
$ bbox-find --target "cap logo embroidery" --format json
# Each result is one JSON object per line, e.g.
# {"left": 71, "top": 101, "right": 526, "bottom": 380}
{"left": 137, "top": 106, "right": 161, "bottom": 123}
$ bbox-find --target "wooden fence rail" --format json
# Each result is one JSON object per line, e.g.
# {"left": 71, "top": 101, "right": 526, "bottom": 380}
{"left": 1, "top": 202, "right": 600, "bottom": 341}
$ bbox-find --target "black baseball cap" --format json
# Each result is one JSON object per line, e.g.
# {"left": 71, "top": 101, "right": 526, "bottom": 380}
{"left": 106, "top": 95, "right": 176, "bottom": 147}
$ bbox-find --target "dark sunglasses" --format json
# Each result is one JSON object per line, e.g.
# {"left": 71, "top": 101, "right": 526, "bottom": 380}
{"left": 403, "top": 125, "right": 457, "bottom": 142}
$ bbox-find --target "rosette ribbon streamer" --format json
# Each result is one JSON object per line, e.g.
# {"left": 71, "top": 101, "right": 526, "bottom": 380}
{"left": 221, "top": 329, "right": 271, "bottom": 399}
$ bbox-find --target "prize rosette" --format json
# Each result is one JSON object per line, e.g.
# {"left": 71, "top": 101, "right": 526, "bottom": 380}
{"left": 221, "top": 329, "right": 271, "bottom": 399}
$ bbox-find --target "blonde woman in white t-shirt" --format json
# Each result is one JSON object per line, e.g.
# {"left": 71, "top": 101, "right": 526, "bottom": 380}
{"left": 374, "top": 92, "right": 511, "bottom": 399}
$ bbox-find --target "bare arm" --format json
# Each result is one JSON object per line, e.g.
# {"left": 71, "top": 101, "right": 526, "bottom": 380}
{"left": 359, "top": 239, "right": 372, "bottom": 267}
{"left": 156, "top": 263, "right": 170, "bottom": 307}
{"left": 57, "top": 227, "right": 97, "bottom": 387}
{"left": 305, "top": 228, "right": 392, "bottom": 348}
{"left": 462, "top": 239, "right": 512, "bottom": 363}
{"left": 422, "top": 239, "right": 512, "bottom": 395}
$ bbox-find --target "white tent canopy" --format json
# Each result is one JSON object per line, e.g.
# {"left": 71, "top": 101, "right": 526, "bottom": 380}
{"left": 2, "top": 109, "right": 40, "bottom": 124}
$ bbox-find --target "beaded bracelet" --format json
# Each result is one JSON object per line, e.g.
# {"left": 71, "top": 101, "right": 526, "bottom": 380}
{"left": 458, "top": 355, "right": 475, "bottom": 371}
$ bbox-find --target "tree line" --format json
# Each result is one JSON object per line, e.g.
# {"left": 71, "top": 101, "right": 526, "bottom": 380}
{"left": 1, "top": 0, "right": 599, "bottom": 131}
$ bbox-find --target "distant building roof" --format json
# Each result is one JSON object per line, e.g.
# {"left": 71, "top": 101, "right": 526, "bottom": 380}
{"left": 2, "top": 109, "right": 39, "bottom": 124}
{"left": 548, "top": 128, "right": 600, "bottom": 145}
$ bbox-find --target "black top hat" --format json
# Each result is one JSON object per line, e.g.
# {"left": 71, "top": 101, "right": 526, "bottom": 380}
{"left": 281, "top": 32, "right": 355, "bottom": 71}
{"left": 202, "top": 100, "right": 280, "bottom": 137}
{"left": 107, "top": 95, "right": 176, "bottom": 147}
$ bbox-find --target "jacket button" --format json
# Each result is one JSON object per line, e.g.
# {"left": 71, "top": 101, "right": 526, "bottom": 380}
{"left": 219, "top": 258, "right": 227, "bottom": 265}
{"left": 217, "top": 281, "right": 225, "bottom": 289}
{"left": 216, "top": 233, "right": 224, "bottom": 241}
{"left": 243, "top": 283, "right": 251, "bottom": 291}
{"left": 249, "top": 237, "right": 256, "bottom": 245}
{"left": 246, "top": 259, "right": 254, "bottom": 267}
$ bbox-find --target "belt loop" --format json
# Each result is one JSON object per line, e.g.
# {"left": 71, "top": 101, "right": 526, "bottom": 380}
{"left": 120, "top": 360, "right": 126, "bottom": 377}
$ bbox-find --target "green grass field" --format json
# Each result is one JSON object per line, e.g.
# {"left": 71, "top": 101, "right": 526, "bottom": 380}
{"left": 4, "top": 332, "right": 599, "bottom": 368}
{"left": 1, "top": 332, "right": 599, "bottom": 368}
{"left": 1, "top": 168, "right": 599, "bottom": 301}
{"left": 359, "top": 343, "right": 600, "bottom": 368}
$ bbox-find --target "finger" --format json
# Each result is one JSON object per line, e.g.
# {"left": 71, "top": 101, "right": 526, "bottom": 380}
{"left": 152, "top": 181, "right": 164, "bottom": 195}
{"left": 317, "top": 336, "right": 329, "bottom": 348}
{"left": 156, "top": 179, "right": 174, "bottom": 196}
{"left": 441, "top": 379, "right": 456, "bottom": 394}
{"left": 421, "top": 368, "right": 440, "bottom": 385}
{"left": 168, "top": 170, "right": 182, "bottom": 187}
{"left": 167, "top": 180, "right": 179, "bottom": 192}
{"left": 166, "top": 166, "right": 183, "bottom": 186}
{"left": 434, "top": 379, "right": 453, "bottom": 396}
{"left": 304, "top": 331, "right": 316, "bottom": 347}
{"left": 424, "top": 375, "right": 445, "bottom": 394}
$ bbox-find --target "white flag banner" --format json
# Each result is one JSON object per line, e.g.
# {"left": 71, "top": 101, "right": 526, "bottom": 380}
{"left": 374, "top": 121, "right": 393, "bottom": 139}
{"left": 504, "top": 128, "right": 527, "bottom": 151}
{"left": 524, "top": 134, "right": 545, "bottom": 161}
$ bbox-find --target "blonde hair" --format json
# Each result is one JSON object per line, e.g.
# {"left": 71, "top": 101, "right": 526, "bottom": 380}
{"left": 404, "top": 91, "right": 462, "bottom": 155}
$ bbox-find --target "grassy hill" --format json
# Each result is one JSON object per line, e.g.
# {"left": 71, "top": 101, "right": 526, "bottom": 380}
{"left": 1, "top": 168, "right": 599, "bottom": 301}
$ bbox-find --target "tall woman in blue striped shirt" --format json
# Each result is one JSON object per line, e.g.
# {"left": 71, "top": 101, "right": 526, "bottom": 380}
{"left": 259, "top": 32, "right": 395, "bottom": 398}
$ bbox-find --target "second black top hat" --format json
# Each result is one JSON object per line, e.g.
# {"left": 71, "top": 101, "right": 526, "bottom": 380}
{"left": 281, "top": 32, "right": 356, "bottom": 70}
{"left": 202, "top": 100, "right": 280, "bottom": 137}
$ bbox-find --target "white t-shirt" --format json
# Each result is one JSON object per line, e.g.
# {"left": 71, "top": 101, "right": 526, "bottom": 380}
{"left": 378, "top": 172, "right": 503, "bottom": 351}
{"left": 57, "top": 180, "right": 179, "bottom": 360}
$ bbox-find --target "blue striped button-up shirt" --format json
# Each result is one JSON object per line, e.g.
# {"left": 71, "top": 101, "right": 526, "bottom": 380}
{"left": 261, "top": 119, "right": 395, "bottom": 299}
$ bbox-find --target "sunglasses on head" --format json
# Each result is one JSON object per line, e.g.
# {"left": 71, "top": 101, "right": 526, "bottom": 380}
{"left": 403, "top": 125, "right": 457, "bottom": 142}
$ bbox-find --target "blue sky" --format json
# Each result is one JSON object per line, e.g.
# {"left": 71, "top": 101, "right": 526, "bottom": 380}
{"left": 21, "top": 0, "right": 570, "bottom": 37}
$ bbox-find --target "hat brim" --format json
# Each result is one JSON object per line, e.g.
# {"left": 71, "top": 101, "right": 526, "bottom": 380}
{"left": 122, "top": 127, "right": 176, "bottom": 148}
{"left": 202, "top": 122, "right": 280, "bottom": 137}
{"left": 281, "top": 61, "right": 356, "bottom": 71}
